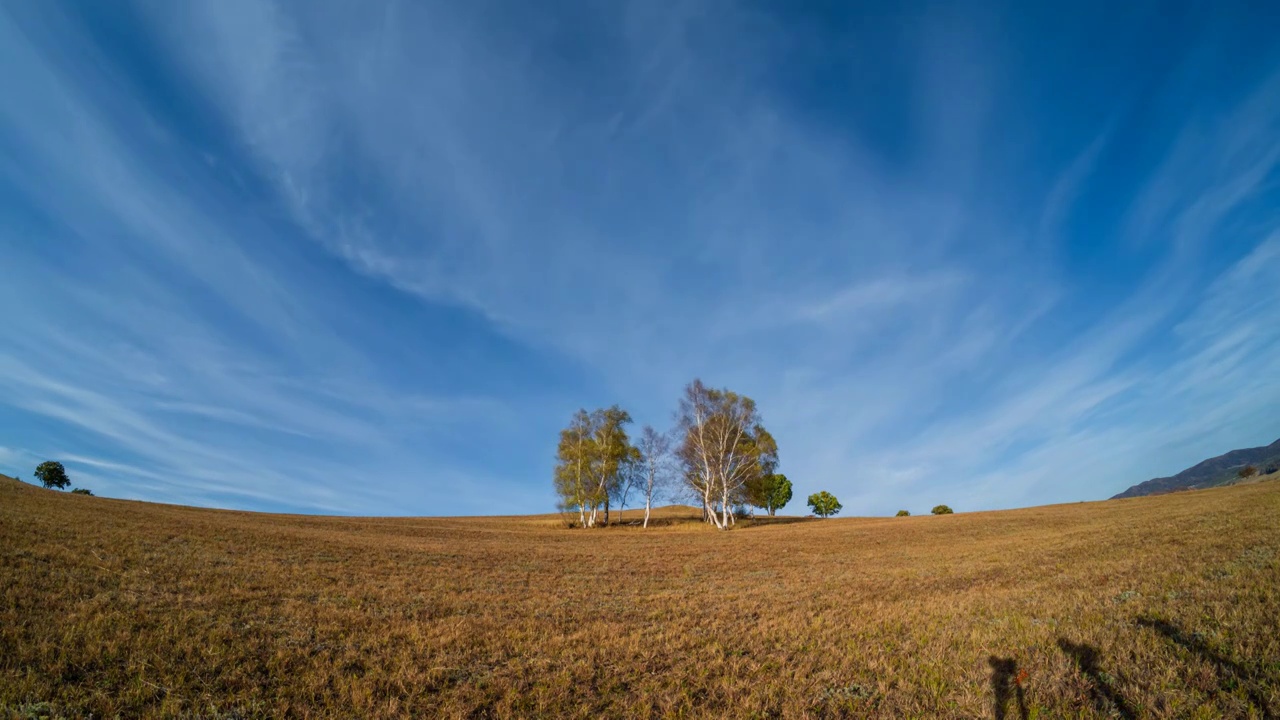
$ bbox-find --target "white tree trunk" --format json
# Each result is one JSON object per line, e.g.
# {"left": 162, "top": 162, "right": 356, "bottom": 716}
{"left": 701, "top": 477, "right": 719, "bottom": 527}
{"left": 707, "top": 503, "right": 726, "bottom": 530}
{"left": 705, "top": 487, "right": 729, "bottom": 530}
{"left": 719, "top": 484, "right": 731, "bottom": 530}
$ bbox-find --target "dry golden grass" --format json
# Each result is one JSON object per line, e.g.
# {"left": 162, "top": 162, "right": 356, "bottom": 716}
{"left": 2, "top": 474, "right": 1278, "bottom": 719}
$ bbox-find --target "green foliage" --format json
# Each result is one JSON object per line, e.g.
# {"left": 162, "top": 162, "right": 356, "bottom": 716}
{"left": 1237, "top": 465, "right": 1258, "bottom": 480}
{"left": 552, "top": 406, "right": 637, "bottom": 526}
{"left": 765, "top": 474, "right": 792, "bottom": 515}
{"left": 553, "top": 410, "right": 593, "bottom": 520}
{"left": 931, "top": 504, "right": 954, "bottom": 515}
{"left": 807, "top": 491, "right": 842, "bottom": 519}
{"left": 746, "top": 473, "right": 793, "bottom": 516}
{"left": 71, "top": 488, "right": 93, "bottom": 496}
{"left": 34, "top": 461, "right": 70, "bottom": 490}
{"left": 896, "top": 509, "right": 910, "bottom": 517}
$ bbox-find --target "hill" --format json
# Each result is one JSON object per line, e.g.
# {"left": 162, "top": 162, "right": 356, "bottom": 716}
{"left": 1111, "top": 436, "right": 1280, "bottom": 498}
{"left": 2, "top": 474, "right": 1278, "bottom": 718}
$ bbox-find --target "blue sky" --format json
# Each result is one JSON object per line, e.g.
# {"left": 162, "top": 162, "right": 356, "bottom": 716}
{"left": 2, "top": 1, "right": 1278, "bottom": 516}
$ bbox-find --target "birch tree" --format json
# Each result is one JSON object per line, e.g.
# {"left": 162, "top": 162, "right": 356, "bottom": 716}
{"left": 637, "top": 425, "right": 674, "bottom": 528}
{"left": 554, "top": 410, "right": 595, "bottom": 527}
{"left": 675, "top": 379, "right": 778, "bottom": 530}
{"left": 588, "top": 406, "right": 634, "bottom": 527}
{"left": 609, "top": 443, "right": 643, "bottom": 524}
{"left": 553, "top": 406, "right": 637, "bottom": 527}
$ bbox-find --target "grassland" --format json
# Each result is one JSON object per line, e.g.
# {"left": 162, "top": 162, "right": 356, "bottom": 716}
{"left": 2, "top": 474, "right": 1278, "bottom": 719}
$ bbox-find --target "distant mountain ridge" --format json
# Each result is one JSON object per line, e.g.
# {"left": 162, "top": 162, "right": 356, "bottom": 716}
{"left": 1112, "top": 437, "right": 1280, "bottom": 499}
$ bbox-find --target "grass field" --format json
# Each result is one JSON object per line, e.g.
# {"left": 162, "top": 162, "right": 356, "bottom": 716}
{"left": 3, "top": 474, "right": 1278, "bottom": 719}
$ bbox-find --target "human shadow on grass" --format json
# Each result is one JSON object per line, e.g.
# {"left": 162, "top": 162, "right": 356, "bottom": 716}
{"left": 1136, "top": 616, "right": 1274, "bottom": 719}
{"left": 1057, "top": 639, "right": 1137, "bottom": 720}
{"left": 988, "top": 656, "right": 1029, "bottom": 720}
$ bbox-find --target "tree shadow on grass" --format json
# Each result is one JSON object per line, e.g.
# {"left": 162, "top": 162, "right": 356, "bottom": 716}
{"left": 738, "top": 516, "right": 817, "bottom": 527}
{"left": 988, "top": 656, "right": 1029, "bottom": 720}
{"left": 1136, "top": 616, "right": 1274, "bottom": 719}
{"left": 1057, "top": 639, "right": 1137, "bottom": 720}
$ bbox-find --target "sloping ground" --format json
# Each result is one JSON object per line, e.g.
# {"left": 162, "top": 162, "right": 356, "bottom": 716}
{"left": 2, "top": 475, "right": 1278, "bottom": 719}
{"left": 1113, "top": 436, "right": 1280, "bottom": 498}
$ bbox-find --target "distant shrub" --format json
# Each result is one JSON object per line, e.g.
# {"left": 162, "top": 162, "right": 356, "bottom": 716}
{"left": 931, "top": 505, "right": 953, "bottom": 515}
{"left": 1237, "top": 465, "right": 1258, "bottom": 480}
{"left": 71, "top": 488, "right": 93, "bottom": 496}
{"left": 1265, "top": 467, "right": 1278, "bottom": 476}
{"left": 896, "top": 510, "right": 910, "bottom": 517}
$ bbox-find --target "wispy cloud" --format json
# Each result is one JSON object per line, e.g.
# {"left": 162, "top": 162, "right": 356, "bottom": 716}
{"left": 1, "top": 1, "right": 1277, "bottom": 515}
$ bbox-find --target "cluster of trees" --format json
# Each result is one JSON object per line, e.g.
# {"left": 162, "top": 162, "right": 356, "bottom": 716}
{"left": 553, "top": 406, "right": 643, "bottom": 528}
{"left": 551, "top": 380, "right": 957, "bottom": 529}
{"left": 554, "top": 380, "right": 801, "bottom": 530}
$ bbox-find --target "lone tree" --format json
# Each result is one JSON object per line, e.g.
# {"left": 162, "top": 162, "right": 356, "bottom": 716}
{"left": 896, "top": 509, "right": 910, "bottom": 517}
{"left": 807, "top": 491, "right": 842, "bottom": 518}
{"left": 931, "top": 504, "right": 954, "bottom": 515}
{"left": 34, "top": 461, "right": 70, "bottom": 490}
{"left": 676, "top": 379, "right": 777, "bottom": 530}
{"left": 1237, "top": 465, "right": 1258, "bottom": 480}
{"left": 746, "top": 473, "right": 793, "bottom": 516}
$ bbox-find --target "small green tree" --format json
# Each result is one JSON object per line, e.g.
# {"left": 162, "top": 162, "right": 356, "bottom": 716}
{"left": 34, "top": 461, "right": 70, "bottom": 490}
{"left": 807, "top": 491, "right": 842, "bottom": 519}
{"left": 931, "top": 504, "right": 954, "bottom": 515}
{"left": 896, "top": 509, "right": 910, "bottom": 517}
{"left": 71, "top": 488, "right": 93, "bottom": 496}
{"left": 747, "top": 473, "right": 793, "bottom": 516}
{"left": 1237, "top": 465, "right": 1258, "bottom": 480}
